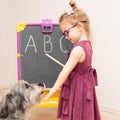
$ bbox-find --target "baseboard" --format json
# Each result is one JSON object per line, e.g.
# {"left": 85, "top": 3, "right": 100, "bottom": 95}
{"left": 100, "top": 104, "right": 120, "bottom": 115}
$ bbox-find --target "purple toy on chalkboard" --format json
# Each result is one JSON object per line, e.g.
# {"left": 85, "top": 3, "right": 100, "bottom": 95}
{"left": 41, "top": 19, "right": 53, "bottom": 33}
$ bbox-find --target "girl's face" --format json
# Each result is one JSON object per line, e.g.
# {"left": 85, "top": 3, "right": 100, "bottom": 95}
{"left": 60, "top": 21, "right": 82, "bottom": 43}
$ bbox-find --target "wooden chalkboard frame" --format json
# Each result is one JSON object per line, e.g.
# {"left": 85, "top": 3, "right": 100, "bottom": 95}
{"left": 16, "top": 20, "right": 72, "bottom": 88}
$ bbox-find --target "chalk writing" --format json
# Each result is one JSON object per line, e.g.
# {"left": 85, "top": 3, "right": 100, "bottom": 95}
{"left": 44, "top": 35, "right": 53, "bottom": 53}
{"left": 60, "top": 35, "right": 68, "bottom": 53}
{"left": 24, "top": 35, "right": 37, "bottom": 53}
{"left": 24, "top": 35, "right": 69, "bottom": 54}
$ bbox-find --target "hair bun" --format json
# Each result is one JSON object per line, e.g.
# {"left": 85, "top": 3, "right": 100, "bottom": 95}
{"left": 69, "top": 0, "right": 78, "bottom": 10}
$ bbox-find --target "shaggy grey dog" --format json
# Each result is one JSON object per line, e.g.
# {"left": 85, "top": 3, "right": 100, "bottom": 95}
{"left": 0, "top": 80, "right": 45, "bottom": 120}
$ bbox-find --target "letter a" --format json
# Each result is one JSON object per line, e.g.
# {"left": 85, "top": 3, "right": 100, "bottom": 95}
{"left": 25, "top": 35, "right": 37, "bottom": 53}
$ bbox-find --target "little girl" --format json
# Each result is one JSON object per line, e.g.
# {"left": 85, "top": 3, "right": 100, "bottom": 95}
{"left": 44, "top": 1, "right": 101, "bottom": 120}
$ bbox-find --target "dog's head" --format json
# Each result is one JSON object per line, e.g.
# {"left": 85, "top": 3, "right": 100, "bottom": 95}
{"left": 0, "top": 80, "right": 45, "bottom": 119}
{"left": 11, "top": 80, "right": 45, "bottom": 107}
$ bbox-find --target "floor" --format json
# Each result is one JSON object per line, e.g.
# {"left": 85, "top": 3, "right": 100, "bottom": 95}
{"left": 0, "top": 88, "right": 120, "bottom": 120}
{"left": 29, "top": 108, "right": 57, "bottom": 120}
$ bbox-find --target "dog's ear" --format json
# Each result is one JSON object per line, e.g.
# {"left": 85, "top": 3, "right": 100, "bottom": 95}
{"left": 0, "top": 105, "right": 9, "bottom": 118}
{"left": 6, "top": 92, "right": 25, "bottom": 113}
{"left": 17, "top": 93, "right": 25, "bottom": 113}
{"left": 0, "top": 94, "right": 13, "bottom": 118}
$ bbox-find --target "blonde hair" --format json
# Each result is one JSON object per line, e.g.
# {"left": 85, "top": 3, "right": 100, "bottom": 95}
{"left": 59, "top": 0, "right": 92, "bottom": 42}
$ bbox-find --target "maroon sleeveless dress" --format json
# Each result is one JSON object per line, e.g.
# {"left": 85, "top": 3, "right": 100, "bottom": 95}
{"left": 57, "top": 41, "right": 101, "bottom": 120}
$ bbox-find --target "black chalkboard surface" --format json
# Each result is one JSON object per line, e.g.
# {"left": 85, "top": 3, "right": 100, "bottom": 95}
{"left": 17, "top": 19, "right": 72, "bottom": 88}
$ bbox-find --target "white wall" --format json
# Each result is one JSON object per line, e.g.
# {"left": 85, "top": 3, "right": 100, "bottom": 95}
{"left": 0, "top": 0, "right": 120, "bottom": 111}
{"left": 0, "top": 0, "right": 17, "bottom": 88}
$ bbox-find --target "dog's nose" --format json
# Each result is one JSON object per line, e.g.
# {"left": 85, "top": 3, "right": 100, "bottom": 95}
{"left": 38, "top": 83, "right": 44, "bottom": 87}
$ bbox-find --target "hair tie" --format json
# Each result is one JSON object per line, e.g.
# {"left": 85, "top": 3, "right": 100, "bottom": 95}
{"left": 67, "top": 9, "right": 74, "bottom": 15}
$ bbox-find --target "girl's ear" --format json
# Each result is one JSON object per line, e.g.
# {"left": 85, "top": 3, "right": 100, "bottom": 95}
{"left": 77, "top": 22, "right": 84, "bottom": 31}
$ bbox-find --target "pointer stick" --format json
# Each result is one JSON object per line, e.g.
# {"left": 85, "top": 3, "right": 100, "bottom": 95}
{"left": 45, "top": 54, "right": 64, "bottom": 67}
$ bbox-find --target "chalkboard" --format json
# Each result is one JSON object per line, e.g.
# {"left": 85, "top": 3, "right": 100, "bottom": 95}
{"left": 17, "top": 19, "right": 72, "bottom": 88}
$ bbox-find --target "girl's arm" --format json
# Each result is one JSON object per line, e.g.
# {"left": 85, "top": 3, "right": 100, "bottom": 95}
{"left": 43, "top": 46, "right": 85, "bottom": 99}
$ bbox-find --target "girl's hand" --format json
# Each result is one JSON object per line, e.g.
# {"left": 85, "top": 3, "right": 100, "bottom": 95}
{"left": 43, "top": 87, "right": 60, "bottom": 100}
{"left": 43, "top": 94, "right": 51, "bottom": 100}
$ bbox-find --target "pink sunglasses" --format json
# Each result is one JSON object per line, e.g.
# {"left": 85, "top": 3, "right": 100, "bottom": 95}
{"left": 63, "top": 21, "right": 87, "bottom": 37}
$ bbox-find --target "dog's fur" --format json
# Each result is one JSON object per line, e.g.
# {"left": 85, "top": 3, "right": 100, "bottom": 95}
{"left": 0, "top": 80, "right": 45, "bottom": 120}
